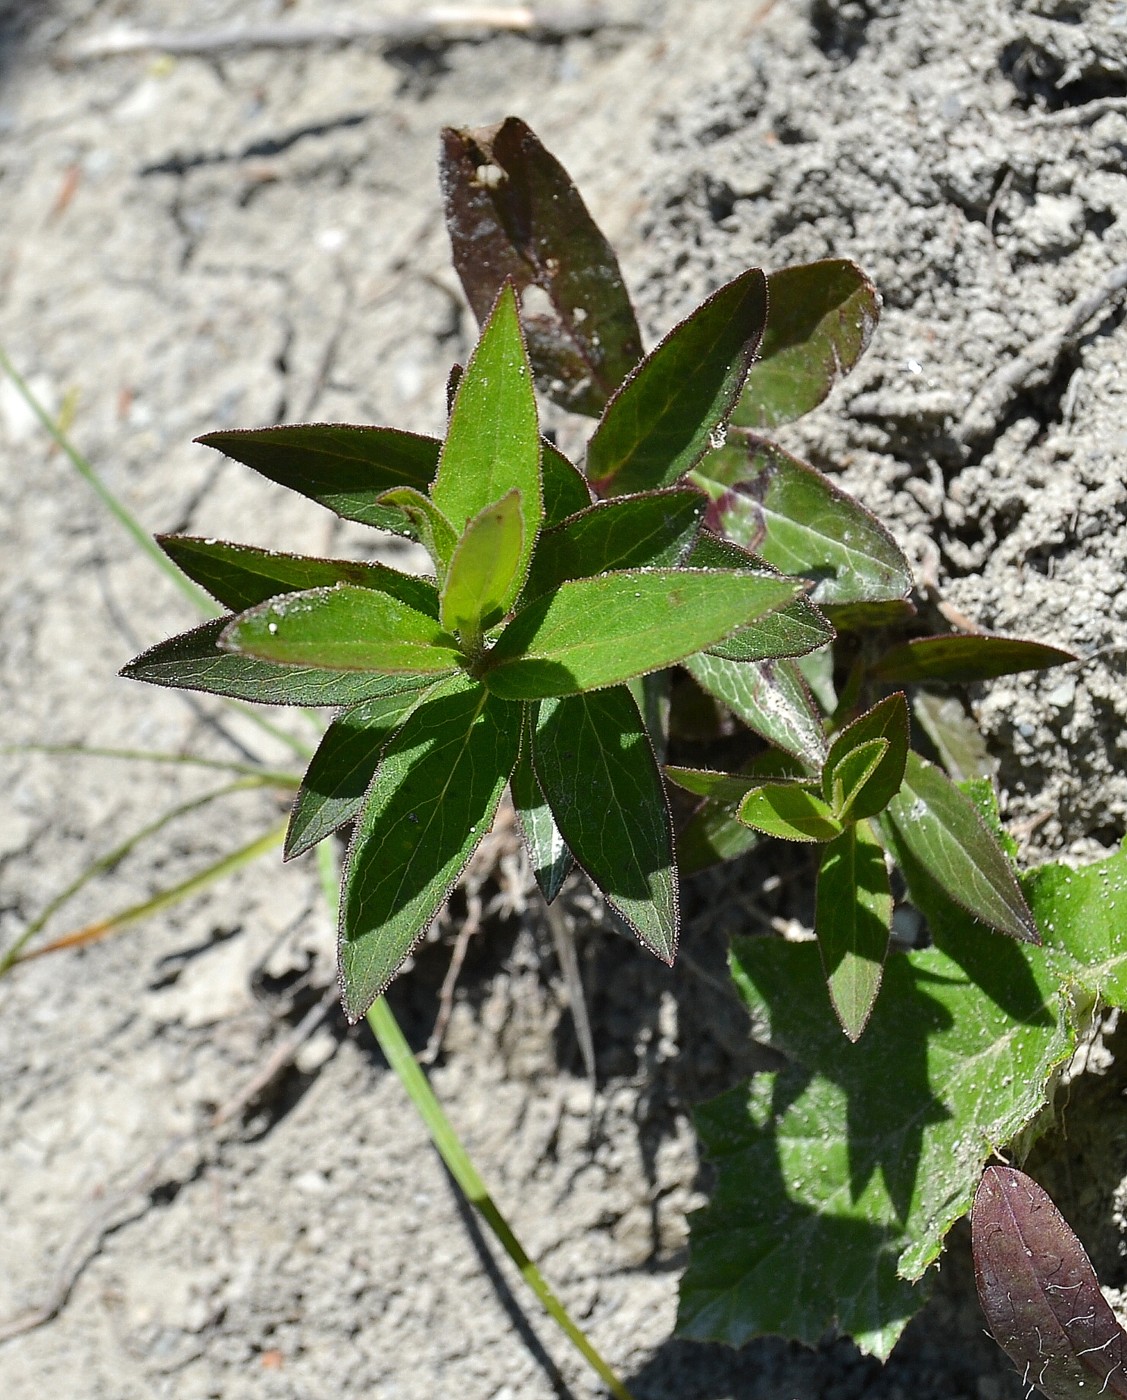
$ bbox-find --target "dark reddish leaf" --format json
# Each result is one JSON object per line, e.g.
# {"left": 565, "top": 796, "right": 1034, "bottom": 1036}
{"left": 972, "top": 1165, "right": 1127, "bottom": 1399}
{"left": 870, "top": 634, "right": 1077, "bottom": 685}
{"left": 440, "top": 118, "right": 642, "bottom": 417}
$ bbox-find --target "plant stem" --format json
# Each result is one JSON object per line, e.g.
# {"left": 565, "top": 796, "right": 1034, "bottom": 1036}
{"left": 315, "top": 845, "right": 636, "bottom": 1400}
{"left": 0, "top": 344, "right": 218, "bottom": 616}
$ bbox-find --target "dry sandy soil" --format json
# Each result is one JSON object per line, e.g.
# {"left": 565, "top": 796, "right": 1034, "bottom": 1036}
{"left": 2, "top": 1, "right": 1126, "bottom": 1397}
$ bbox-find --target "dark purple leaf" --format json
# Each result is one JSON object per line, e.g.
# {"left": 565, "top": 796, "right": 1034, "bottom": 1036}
{"left": 972, "top": 1165, "right": 1127, "bottom": 1399}
{"left": 440, "top": 118, "right": 642, "bottom": 417}
{"left": 870, "top": 634, "right": 1077, "bottom": 685}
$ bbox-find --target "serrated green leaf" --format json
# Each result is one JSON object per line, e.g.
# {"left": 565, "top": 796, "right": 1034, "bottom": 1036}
{"left": 196, "top": 424, "right": 439, "bottom": 535}
{"left": 695, "top": 432, "right": 912, "bottom": 608}
{"left": 440, "top": 118, "right": 643, "bottom": 417}
{"left": 869, "top": 634, "right": 1077, "bottom": 685}
{"left": 484, "top": 570, "right": 800, "bottom": 701}
{"left": 737, "top": 783, "right": 843, "bottom": 843}
{"left": 1025, "top": 845, "right": 1127, "bottom": 1008}
{"left": 440, "top": 489, "right": 526, "bottom": 638}
{"left": 158, "top": 535, "right": 440, "bottom": 617}
{"left": 377, "top": 487, "right": 458, "bottom": 575}
{"left": 679, "top": 926, "right": 1071, "bottom": 1358}
{"left": 823, "top": 692, "right": 909, "bottom": 821}
{"left": 432, "top": 283, "right": 542, "bottom": 597}
{"left": 338, "top": 675, "right": 521, "bottom": 1020}
{"left": 511, "top": 722, "right": 572, "bottom": 903}
{"left": 522, "top": 488, "right": 705, "bottom": 603}
{"left": 541, "top": 438, "right": 591, "bottom": 524}
{"left": 586, "top": 269, "right": 768, "bottom": 497}
{"left": 732, "top": 260, "right": 880, "bottom": 429}
{"left": 684, "top": 653, "right": 828, "bottom": 774}
{"left": 816, "top": 822, "right": 891, "bottom": 1040}
{"left": 881, "top": 753, "right": 1037, "bottom": 943}
{"left": 285, "top": 687, "right": 439, "bottom": 859}
{"left": 220, "top": 585, "right": 461, "bottom": 675}
{"left": 680, "top": 840, "right": 1127, "bottom": 1358}
{"left": 532, "top": 686, "right": 677, "bottom": 960}
{"left": 121, "top": 618, "right": 438, "bottom": 706}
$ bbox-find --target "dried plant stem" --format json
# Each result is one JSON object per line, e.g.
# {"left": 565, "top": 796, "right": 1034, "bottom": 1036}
{"left": 67, "top": 7, "right": 635, "bottom": 62}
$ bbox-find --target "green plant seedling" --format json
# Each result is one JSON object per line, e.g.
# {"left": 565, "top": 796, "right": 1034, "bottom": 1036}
{"left": 125, "top": 278, "right": 804, "bottom": 1024}
{"left": 104, "top": 111, "right": 1098, "bottom": 1377}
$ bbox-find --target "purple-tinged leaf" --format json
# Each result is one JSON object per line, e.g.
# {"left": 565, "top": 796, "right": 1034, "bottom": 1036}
{"left": 695, "top": 432, "right": 912, "bottom": 609}
{"left": 732, "top": 260, "right": 880, "bottom": 430}
{"left": 158, "top": 535, "right": 439, "bottom": 617}
{"left": 196, "top": 424, "right": 439, "bottom": 536}
{"left": 586, "top": 269, "right": 769, "bottom": 498}
{"left": 972, "top": 1165, "right": 1127, "bottom": 1400}
{"left": 121, "top": 618, "right": 438, "bottom": 707}
{"left": 541, "top": 438, "right": 591, "bottom": 525}
{"left": 285, "top": 687, "right": 440, "bottom": 859}
{"left": 870, "top": 634, "right": 1077, "bottom": 685}
{"left": 440, "top": 118, "right": 642, "bottom": 417}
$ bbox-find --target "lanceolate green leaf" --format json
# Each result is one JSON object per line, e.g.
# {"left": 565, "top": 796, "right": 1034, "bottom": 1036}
{"left": 485, "top": 570, "right": 800, "bottom": 701}
{"left": 532, "top": 686, "right": 677, "bottom": 960}
{"left": 285, "top": 688, "right": 438, "bottom": 859}
{"left": 377, "top": 487, "right": 458, "bottom": 575}
{"left": 738, "top": 783, "right": 843, "bottom": 843}
{"left": 869, "top": 634, "right": 1077, "bottom": 685}
{"left": 684, "top": 653, "right": 828, "bottom": 774}
{"left": 220, "top": 584, "right": 461, "bottom": 675}
{"left": 881, "top": 753, "right": 1038, "bottom": 944}
{"left": 522, "top": 488, "right": 705, "bottom": 602}
{"left": 695, "top": 433, "right": 912, "bottom": 608}
{"left": 432, "top": 283, "right": 542, "bottom": 594}
{"left": 511, "top": 726, "right": 572, "bottom": 904}
{"left": 440, "top": 489, "right": 527, "bottom": 636}
{"left": 339, "top": 675, "right": 522, "bottom": 1021}
{"left": 440, "top": 118, "right": 643, "bottom": 418}
{"left": 196, "top": 424, "right": 439, "bottom": 535}
{"left": 732, "top": 260, "right": 880, "bottom": 430}
{"left": 815, "top": 822, "right": 892, "bottom": 1040}
{"left": 664, "top": 767, "right": 765, "bottom": 804}
{"left": 121, "top": 618, "right": 437, "bottom": 706}
{"left": 586, "top": 269, "right": 769, "bottom": 497}
{"left": 158, "top": 535, "right": 440, "bottom": 617}
{"left": 823, "top": 692, "right": 909, "bottom": 821}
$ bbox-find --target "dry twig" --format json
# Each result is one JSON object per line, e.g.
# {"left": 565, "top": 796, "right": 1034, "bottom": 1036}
{"left": 66, "top": 7, "right": 635, "bottom": 62}
{"left": 0, "top": 984, "right": 339, "bottom": 1343}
